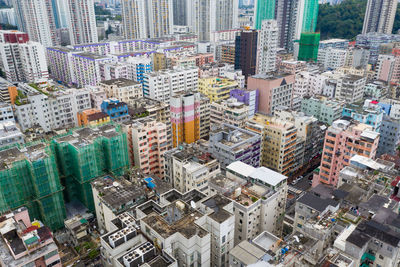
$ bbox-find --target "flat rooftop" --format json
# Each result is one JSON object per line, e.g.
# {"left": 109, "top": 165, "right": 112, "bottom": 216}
{"left": 100, "top": 78, "right": 140, "bottom": 87}
{"left": 141, "top": 200, "right": 208, "bottom": 239}
{"left": 202, "top": 194, "right": 232, "bottom": 223}
{"left": 54, "top": 124, "right": 121, "bottom": 149}
{"left": 0, "top": 143, "right": 48, "bottom": 170}
{"left": 92, "top": 175, "right": 144, "bottom": 210}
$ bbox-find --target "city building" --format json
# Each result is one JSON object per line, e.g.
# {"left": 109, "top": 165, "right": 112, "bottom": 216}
{"left": 313, "top": 119, "right": 380, "bottom": 187}
{"left": 247, "top": 72, "right": 294, "bottom": 114}
{"left": 317, "top": 48, "right": 348, "bottom": 70}
{"left": 0, "top": 102, "right": 14, "bottom": 122}
{"left": 235, "top": 29, "right": 258, "bottom": 79}
{"left": 221, "top": 44, "right": 236, "bottom": 64}
{"left": 92, "top": 175, "right": 147, "bottom": 232}
{"left": 362, "top": 0, "right": 398, "bottom": 34}
{"left": 253, "top": 0, "right": 275, "bottom": 29}
{"left": 143, "top": 67, "right": 198, "bottom": 104}
{"left": 12, "top": 0, "right": 59, "bottom": 47}
{"left": 301, "top": 96, "right": 344, "bottom": 125}
{"left": 64, "top": 215, "right": 90, "bottom": 246}
{"left": 375, "top": 54, "right": 395, "bottom": 83}
{"left": 256, "top": 19, "right": 278, "bottom": 74}
{"left": 0, "top": 207, "right": 61, "bottom": 266}
{"left": 122, "top": 118, "right": 169, "bottom": 177}
{"left": 188, "top": 0, "right": 238, "bottom": 41}
{"left": 0, "top": 77, "right": 17, "bottom": 104}
{"left": 298, "top": 32, "right": 320, "bottom": 62}
{"left": 229, "top": 88, "right": 259, "bottom": 117}
{"left": 170, "top": 91, "right": 201, "bottom": 147}
{"left": 364, "top": 81, "right": 388, "bottom": 98}
{"left": 199, "top": 77, "right": 238, "bottom": 103}
{"left": 210, "top": 98, "right": 249, "bottom": 128}
{"left": 52, "top": 124, "right": 130, "bottom": 212}
{"left": 71, "top": 53, "right": 113, "bottom": 88}
{"left": 342, "top": 101, "right": 385, "bottom": 131}
{"left": 77, "top": 108, "right": 110, "bottom": 126}
{"left": 336, "top": 75, "right": 367, "bottom": 104}
{"left": 225, "top": 161, "right": 288, "bottom": 238}
{"left": 66, "top": 0, "right": 98, "bottom": 45}
{"left": 204, "top": 123, "right": 261, "bottom": 170}
{"left": 0, "top": 30, "right": 48, "bottom": 82}
{"left": 0, "top": 121, "right": 24, "bottom": 149}
{"left": 15, "top": 82, "right": 91, "bottom": 132}
{"left": 99, "top": 78, "right": 143, "bottom": 105}
{"left": 87, "top": 85, "right": 107, "bottom": 109}
{"left": 356, "top": 32, "right": 400, "bottom": 64}
{"left": 0, "top": 143, "right": 66, "bottom": 229}
{"left": 101, "top": 98, "right": 130, "bottom": 123}
{"left": 275, "top": 0, "right": 319, "bottom": 51}
{"left": 164, "top": 143, "right": 221, "bottom": 194}
{"left": 377, "top": 115, "right": 400, "bottom": 156}
{"left": 121, "top": 0, "right": 173, "bottom": 39}
{"left": 100, "top": 210, "right": 178, "bottom": 267}
{"left": 246, "top": 113, "right": 299, "bottom": 176}
{"left": 319, "top": 38, "right": 349, "bottom": 50}
{"left": 274, "top": 106, "right": 324, "bottom": 167}
{"left": 137, "top": 190, "right": 212, "bottom": 266}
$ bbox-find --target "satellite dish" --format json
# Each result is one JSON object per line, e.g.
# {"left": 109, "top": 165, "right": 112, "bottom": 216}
{"left": 190, "top": 201, "right": 196, "bottom": 209}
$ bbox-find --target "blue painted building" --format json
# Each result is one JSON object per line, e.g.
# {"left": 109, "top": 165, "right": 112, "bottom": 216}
{"left": 342, "top": 101, "right": 384, "bottom": 131}
{"left": 101, "top": 98, "right": 130, "bottom": 122}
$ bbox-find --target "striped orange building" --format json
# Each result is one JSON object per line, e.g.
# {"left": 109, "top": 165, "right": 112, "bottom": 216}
{"left": 170, "top": 92, "right": 201, "bottom": 147}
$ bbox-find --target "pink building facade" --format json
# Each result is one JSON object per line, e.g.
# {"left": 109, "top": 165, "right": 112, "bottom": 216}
{"left": 0, "top": 207, "right": 61, "bottom": 267}
{"left": 247, "top": 73, "right": 295, "bottom": 114}
{"left": 123, "top": 118, "right": 168, "bottom": 178}
{"left": 313, "top": 120, "right": 380, "bottom": 187}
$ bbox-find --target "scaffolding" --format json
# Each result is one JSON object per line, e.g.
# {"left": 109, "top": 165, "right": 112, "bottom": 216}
{"left": 298, "top": 32, "right": 320, "bottom": 62}
{"left": 52, "top": 124, "right": 130, "bottom": 213}
{"left": 0, "top": 144, "right": 66, "bottom": 230}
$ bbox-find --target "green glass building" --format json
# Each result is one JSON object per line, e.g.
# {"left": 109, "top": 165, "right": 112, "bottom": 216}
{"left": 254, "top": 0, "right": 276, "bottom": 29}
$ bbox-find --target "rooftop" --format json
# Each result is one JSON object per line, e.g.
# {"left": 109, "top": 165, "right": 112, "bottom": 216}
{"left": 297, "top": 192, "right": 339, "bottom": 213}
{"left": 92, "top": 175, "right": 144, "bottom": 211}
{"left": 202, "top": 194, "right": 232, "bottom": 223}
{"left": 100, "top": 78, "right": 140, "bottom": 87}
{"left": 54, "top": 124, "right": 121, "bottom": 149}
{"left": 141, "top": 200, "right": 208, "bottom": 239}
{"left": 0, "top": 143, "right": 48, "bottom": 171}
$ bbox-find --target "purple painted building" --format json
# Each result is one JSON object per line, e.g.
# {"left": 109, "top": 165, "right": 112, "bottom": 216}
{"left": 230, "top": 88, "right": 259, "bottom": 116}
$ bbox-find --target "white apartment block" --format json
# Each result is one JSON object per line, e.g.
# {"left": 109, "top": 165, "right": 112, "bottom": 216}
{"left": 0, "top": 102, "right": 13, "bottom": 122}
{"left": 188, "top": 0, "right": 239, "bottom": 41}
{"left": 100, "top": 61, "right": 129, "bottom": 81}
{"left": 99, "top": 78, "right": 143, "bottom": 105}
{"left": 336, "top": 74, "right": 367, "bottom": 103}
{"left": 0, "top": 121, "right": 24, "bottom": 149}
{"left": 12, "top": 0, "right": 59, "bottom": 47}
{"left": 86, "top": 85, "right": 107, "bottom": 110}
{"left": 143, "top": 67, "right": 198, "bottom": 104}
{"left": 66, "top": 0, "right": 98, "bottom": 45}
{"left": 121, "top": 0, "right": 173, "bottom": 39}
{"left": 164, "top": 144, "right": 221, "bottom": 195}
{"left": 15, "top": 82, "right": 91, "bottom": 132}
{"left": 223, "top": 161, "right": 288, "bottom": 242}
{"left": 318, "top": 48, "right": 348, "bottom": 70}
{"left": 72, "top": 53, "right": 114, "bottom": 88}
{"left": 210, "top": 98, "right": 249, "bottom": 128}
{"left": 256, "top": 19, "right": 278, "bottom": 74}
{"left": 0, "top": 36, "right": 48, "bottom": 82}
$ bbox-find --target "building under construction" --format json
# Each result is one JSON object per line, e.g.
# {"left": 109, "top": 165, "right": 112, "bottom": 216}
{"left": 52, "top": 124, "right": 130, "bottom": 212}
{"left": 0, "top": 143, "right": 66, "bottom": 230}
